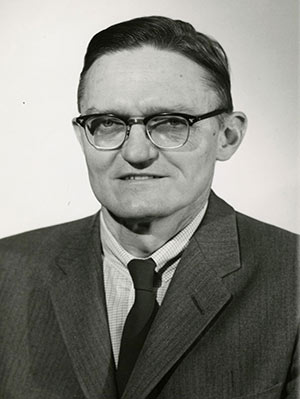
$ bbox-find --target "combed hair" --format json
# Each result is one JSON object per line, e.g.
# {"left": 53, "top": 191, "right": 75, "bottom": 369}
{"left": 77, "top": 16, "right": 233, "bottom": 113}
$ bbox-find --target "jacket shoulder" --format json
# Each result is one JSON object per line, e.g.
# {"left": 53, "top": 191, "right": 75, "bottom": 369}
{"left": 236, "top": 212, "right": 298, "bottom": 241}
{"left": 236, "top": 212, "right": 299, "bottom": 265}
{"left": 0, "top": 214, "right": 99, "bottom": 266}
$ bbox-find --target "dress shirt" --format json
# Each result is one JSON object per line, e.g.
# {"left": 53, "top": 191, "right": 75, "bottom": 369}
{"left": 100, "top": 205, "right": 207, "bottom": 365}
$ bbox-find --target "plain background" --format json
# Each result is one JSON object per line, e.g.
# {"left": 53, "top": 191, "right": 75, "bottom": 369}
{"left": 0, "top": 0, "right": 299, "bottom": 238}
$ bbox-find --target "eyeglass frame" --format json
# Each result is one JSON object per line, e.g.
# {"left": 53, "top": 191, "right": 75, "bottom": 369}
{"left": 73, "top": 107, "right": 229, "bottom": 150}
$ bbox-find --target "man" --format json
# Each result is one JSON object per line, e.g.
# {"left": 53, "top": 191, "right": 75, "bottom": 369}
{"left": 0, "top": 16, "right": 298, "bottom": 399}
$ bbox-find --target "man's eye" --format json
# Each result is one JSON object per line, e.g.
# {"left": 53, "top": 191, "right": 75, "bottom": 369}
{"left": 89, "top": 117, "right": 123, "bottom": 133}
{"left": 168, "top": 118, "right": 185, "bottom": 127}
{"left": 100, "top": 119, "right": 116, "bottom": 127}
{"left": 152, "top": 117, "right": 181, "bottom": 125}
{"left": 161, "top": 118, "right": 186, "bottom": 129}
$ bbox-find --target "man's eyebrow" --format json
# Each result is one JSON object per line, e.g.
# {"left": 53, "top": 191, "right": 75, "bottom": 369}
{"left": 85, "top": 107, "right": 128, "bottom": 116}
{"left": 85, "top": 107, "right": 102, "bottom": 114}
{"left": 143, "top": 104, "right": 193, "bottom": 114}
{"left": 84, "top": 104, "right": 194, "bottom": 116}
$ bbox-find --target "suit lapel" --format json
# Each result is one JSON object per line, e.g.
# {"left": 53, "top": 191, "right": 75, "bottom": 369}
{"left": 123, "top": 193, "right": 241, "bottom": 399}
{"left": 48, "top": 214, "right": 118, "bottom": 399}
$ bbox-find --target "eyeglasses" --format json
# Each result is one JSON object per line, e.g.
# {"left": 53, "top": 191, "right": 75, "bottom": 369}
{"left": 74, "top": 108, "right": 228, "bottom": 150}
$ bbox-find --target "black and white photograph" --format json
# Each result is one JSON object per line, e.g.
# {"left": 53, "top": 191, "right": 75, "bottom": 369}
{"left": 0, "top": 1, "right": 299, "bottom": 398}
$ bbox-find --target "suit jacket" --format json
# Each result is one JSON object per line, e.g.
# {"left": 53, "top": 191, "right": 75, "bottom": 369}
{"left": 0, "top": 193, "right": 299, "bottom": 399}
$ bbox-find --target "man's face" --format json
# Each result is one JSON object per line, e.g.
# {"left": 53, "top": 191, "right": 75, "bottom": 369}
{"left": 76, "top": 46, "right": 227, "bottom": 223}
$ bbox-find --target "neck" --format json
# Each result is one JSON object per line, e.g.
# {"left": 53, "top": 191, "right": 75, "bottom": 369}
{"left": 101, "top": 203, "right": 206, "bottom": 258}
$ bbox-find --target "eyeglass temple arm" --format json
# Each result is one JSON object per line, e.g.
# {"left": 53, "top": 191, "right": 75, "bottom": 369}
{"left": 189, "top": 108, "right": 229, "bottom": 125}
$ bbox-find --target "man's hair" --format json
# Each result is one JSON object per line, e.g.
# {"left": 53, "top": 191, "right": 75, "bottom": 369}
{"left": 77, "top": 16, "right": 233, "bottom": 113}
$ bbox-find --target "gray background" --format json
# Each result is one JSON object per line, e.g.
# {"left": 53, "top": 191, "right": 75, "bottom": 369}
{"left": 0, "top": 0, "right": 299, "bottom": 237}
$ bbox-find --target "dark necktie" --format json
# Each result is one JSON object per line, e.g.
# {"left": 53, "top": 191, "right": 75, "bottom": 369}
{"left": 116, "top": 258, "right": 159, "bottom": 396}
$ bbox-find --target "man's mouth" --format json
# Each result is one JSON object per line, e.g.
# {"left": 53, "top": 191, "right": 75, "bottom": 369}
{"left": 120, "top": 174, "right": 164, "bottom": 181}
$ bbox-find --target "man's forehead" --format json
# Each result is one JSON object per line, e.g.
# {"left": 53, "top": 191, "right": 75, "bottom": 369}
{"left": 84, "top": 46, "right": 210, "bottom": 87}
{"left": 80, "top": 46, "right": 216, "bottom": 114}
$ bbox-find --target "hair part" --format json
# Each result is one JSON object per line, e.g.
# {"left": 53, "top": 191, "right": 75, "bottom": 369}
{"left": 77, "top": 16, "right": 233, "bottom": 115}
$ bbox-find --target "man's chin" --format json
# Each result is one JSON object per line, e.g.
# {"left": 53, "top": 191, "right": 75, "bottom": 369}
{"left": 104, "top": 204, "right": 171, "bottom": 225}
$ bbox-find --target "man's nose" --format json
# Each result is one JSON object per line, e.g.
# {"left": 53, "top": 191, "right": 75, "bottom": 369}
{"left": 121, "top": 125, "right": 159, "bottom": 164}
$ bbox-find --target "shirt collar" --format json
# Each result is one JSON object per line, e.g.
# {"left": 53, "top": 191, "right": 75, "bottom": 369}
{"left": 100, "top": 203, "right": 207, "bottom": 272}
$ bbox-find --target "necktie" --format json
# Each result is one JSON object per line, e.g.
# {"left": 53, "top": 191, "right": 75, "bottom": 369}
{"left": 116, "top": 258, "right": 159, "bottom": 396}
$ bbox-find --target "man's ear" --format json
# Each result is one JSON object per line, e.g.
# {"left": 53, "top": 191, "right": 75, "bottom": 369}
{"left": 72, "top": 118, "right": 85, "bottom": 150}
{"left": 216, "top": 112, "right": 247, "bottom": 161}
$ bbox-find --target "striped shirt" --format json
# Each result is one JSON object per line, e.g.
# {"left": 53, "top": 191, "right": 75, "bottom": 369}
{"left": 100, "top": 205, "right": 207, "bottom": 365}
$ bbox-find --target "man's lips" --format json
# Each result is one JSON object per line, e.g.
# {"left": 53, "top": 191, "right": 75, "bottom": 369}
{"left": 118, "top": 174, "right": 165, "bottom": 181}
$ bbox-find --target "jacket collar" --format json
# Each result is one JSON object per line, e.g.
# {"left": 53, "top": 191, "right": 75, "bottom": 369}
{"left": 49, "top": 214, "right": 118, "bottom": 399}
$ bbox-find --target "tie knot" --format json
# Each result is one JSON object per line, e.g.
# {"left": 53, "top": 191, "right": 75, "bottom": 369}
{"left": 127, "top": 258, "right": 157, "bottom": 291}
